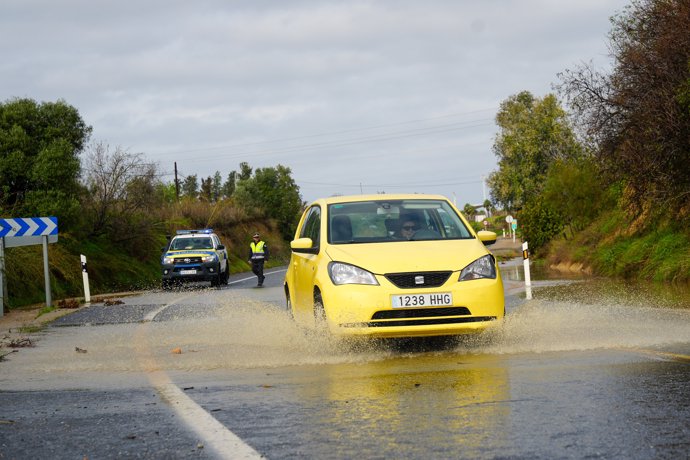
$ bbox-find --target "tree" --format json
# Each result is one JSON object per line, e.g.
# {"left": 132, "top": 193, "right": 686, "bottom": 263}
{"left": 463, "top": 203, "right": 476, "bottom": 220}
{"left": 234, "top": 164, "right": 303, "bottom": 239}
{"left": 181, "top": 174, "right": 198, "bottom": 199}
{"left": 223, "top": 171, "right": 237, "bottom": 198}
{"left": 238, "top": 162, "right": 252, "bottom": 181}
{"left": 482, "top": 199, "right": 493, "bottom": 217}
{"left": 212, "top": 171, "right": 222, "bottom": 202}
{"left": 200, "top": 176, "right": 213, "bottom": 202}
{"left": 541, "top": 157, "right": 613, "bottom": 238}
{"left": 487, "top": 91, "right": 583, "bottom": 211}
{"left": 519, "top": 197, "right": 564, "bottom": 253}
{"left": 558, "top": 0, "right": 690, "bottom": 218}
{"left": 0, "top": 98, "right": 91, "bottom": 228}
{"left": 82, "top": 142, "right": 161, "bottom": 239}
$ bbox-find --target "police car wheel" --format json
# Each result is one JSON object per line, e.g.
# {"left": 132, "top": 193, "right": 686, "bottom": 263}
{"left": 210, "top": 264, "right": 222, "bottom": 287}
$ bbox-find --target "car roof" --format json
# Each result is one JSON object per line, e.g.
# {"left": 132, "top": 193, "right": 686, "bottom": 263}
{"left": 308, "top": 193, "right": 452, "bottom": 206}
{"left": 172, "top": 233, "right": 215, "bottom": 239}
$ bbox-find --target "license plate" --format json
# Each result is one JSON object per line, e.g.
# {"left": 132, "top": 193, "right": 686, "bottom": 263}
{"left": 391, "top": 292, "right": 453, "bottom": 308}
{"left": 180, "top": 269, "right": 197, "bottom": 275}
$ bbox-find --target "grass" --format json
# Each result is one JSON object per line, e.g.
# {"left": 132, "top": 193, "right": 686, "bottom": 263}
{"left": 2, "top": 218, "right": 290, "bottom": 310}
{"left": 36, "top": 305, "right": 57, "bottom": 318}
{"left": 544, "top": 209, "right": 690, "bottom": 282}
{"left": 17, "top": 325, "right": 44, "bottom": 334}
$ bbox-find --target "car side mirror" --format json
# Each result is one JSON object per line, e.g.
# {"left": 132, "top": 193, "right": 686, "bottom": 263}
{"left": 477, "top": 230, "right": 497, "bottom": 246}
{"left": 217, "top": 244, "right": 225, "bottom": 250}
{"left": 291, "top": 237, "right": 318, "bottom": 254}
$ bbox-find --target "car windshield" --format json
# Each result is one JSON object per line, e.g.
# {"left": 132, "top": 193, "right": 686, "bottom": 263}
{"left": 328, "top": 199, "right": 473, "bottom": 244}
{"left": 171, "top": 237, "right": 213, "bottom": 250}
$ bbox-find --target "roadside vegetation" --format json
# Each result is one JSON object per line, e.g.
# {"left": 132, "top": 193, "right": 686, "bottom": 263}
{"left": 0, "top": 100, "right": 301, "bottom": 310}
{"left": 488, "top": 0, "right": 690, "bottom": 282}
{"left": 1, "top": 0, "right": 688, "bottom": 312}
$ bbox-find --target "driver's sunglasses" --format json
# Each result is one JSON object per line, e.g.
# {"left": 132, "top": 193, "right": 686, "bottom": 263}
{"left": 402, "top": 225, "right": 416, "bottom": 231}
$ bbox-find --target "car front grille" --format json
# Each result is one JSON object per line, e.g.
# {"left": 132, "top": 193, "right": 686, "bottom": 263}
{"left": 385, "top": 271, "right": 452, "bottom": 288}
{"left": 340, "top": 306, "right": 497, "bottom": 328}
{"left": 173, "top": 257, "right": 203, "bottom": 265}
{"left": 371, "top": 307, "right": 470, "bottom": 319}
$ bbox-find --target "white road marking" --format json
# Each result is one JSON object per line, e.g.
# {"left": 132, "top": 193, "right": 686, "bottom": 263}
{"left": 151, "top": 372, "right": 263, "bottom": 459}
{"left": 143, "top": 293, "right": 196, "bottom": 322}
{"left": 136, "top": 272, "right": 287, "bottom": 457}
{"left": 135, "top": 309, "right": 263, "bottom": 459}
{"left": 228, "top": 268, "right": 287, "bottom": 285}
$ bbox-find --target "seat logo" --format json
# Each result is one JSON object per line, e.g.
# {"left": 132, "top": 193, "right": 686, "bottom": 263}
{"left": 415, "top": 275, "right": 424, "bottom": 285}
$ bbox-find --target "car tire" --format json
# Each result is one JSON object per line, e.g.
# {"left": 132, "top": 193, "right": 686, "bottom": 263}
{"left": 313, "top": 290, "right": 328, "bottom": 330}
{"left": 211, "top": 264, "right": 221, "bottom": 287}
{"left": 285, "top": 289, "right": 294, "bottom": 320}
{"left": 222, "top": 264, "right": 229, "bottom": 284}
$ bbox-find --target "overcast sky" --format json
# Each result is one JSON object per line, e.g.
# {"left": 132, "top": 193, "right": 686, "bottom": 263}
{"left": 1, "top": 0, "right": 629, "bottom": 205}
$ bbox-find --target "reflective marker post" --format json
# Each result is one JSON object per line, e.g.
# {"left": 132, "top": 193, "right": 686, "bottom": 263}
{"left": 522, "top": 241, "right": 532, "bottom": 300}
{"left": 81, "top": 254, "right": 91, "bottom": 303}
{"left": 0, "top": 238, "right": 5, "bottom": 317}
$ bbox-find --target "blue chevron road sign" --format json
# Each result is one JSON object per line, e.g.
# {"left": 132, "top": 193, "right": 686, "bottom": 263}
{"left": 0, "top": 217, "right": 58, "bottom": 237}
{"left": 0, "top": 217, "right": 58, "bottom": 248}
{"left": 0, "top": 217, "right": 59, "bottom": 313}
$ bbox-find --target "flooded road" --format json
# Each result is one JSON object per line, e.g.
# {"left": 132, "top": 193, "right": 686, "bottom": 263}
{"left": 1, "top": 264, "right": 689, "bottom": 458}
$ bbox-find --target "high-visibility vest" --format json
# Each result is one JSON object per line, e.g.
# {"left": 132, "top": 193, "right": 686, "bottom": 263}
{"left": 250, "top": 241, "right": 266, "bottom": 260}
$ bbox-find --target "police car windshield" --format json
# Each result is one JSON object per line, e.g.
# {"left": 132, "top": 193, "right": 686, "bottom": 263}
{"left": 171, "top": 237, "right": 213, "bottom": 250}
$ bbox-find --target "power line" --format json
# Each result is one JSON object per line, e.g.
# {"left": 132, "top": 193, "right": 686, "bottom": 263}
{"left": 145, "top": 107, "right": 498, "bottom": 158}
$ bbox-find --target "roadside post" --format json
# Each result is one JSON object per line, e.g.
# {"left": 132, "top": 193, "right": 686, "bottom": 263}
{"left": 0, "top": 238, "right": 6, "bottom": 316}
{"left": 522, "top": 241, "right": 532, "bottom": 300}
{"left": 512, "top": 220, "right": 518, "bottom": 243}
{"left": 0, "top": 217, "right": 59, "bottom": 315}
{"left": 81, "top": 254, "right": 91, "bottom": 303}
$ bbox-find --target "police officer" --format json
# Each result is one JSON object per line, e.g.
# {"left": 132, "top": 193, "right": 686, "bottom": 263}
{"left": 248, "top": 232, "right": 269, "bottom": 286}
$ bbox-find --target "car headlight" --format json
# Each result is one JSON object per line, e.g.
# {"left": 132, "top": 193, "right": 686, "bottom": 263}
{"left": 328, "top": 262, "right": 379, "bottom": 285}
{"left": 201, "top": 254, "right": 217, "bottom": 263}
{"left": 163, "top": 257, "right": 174, "bottom": 264}
{"left": 459, "top": 254, "right": 496, "bottom": 281}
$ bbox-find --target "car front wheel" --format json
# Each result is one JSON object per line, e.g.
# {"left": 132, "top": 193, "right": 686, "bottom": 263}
{"left": 285, "top": 290, "right": 294, "bottom": 320}
{"left": 313, "top": 291, "right": 328, "bottom": 330}
{"left": 211, "top": 264, "right": 222, "bottom": 287}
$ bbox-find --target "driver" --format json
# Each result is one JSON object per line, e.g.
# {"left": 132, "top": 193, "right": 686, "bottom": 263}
{"left": 398, "top": 215, "right": 420, "bottom": 240}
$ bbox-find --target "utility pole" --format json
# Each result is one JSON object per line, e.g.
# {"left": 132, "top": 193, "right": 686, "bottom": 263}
{"left": 174, "top": 162, "right": 180, "bottom": 202}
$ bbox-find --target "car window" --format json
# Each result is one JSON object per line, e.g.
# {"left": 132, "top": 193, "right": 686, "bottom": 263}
{"left": 300, "top": 206, "right": 321, "bottom": 245}
{"left": 171, "top": 237, "right": 213, "bottom": 250}
{"left": 328, "top": 199, "right": 472, "bottom": 243}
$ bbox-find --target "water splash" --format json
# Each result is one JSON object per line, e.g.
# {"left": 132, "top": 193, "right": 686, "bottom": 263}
{"left": 2, "top": 282, "right": 689, "bottom": 381}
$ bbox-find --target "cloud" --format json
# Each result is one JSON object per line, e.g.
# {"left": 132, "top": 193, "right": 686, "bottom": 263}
{"left": 0, "top": 0, "right": 629, "bottom": 204}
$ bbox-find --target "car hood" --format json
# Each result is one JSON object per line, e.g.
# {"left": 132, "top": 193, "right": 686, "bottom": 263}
{"left": 324, "top": 239, "right": 492, "bottom": 274}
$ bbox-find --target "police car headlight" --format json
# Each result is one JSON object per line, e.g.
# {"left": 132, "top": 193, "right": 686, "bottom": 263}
{"left": 163, "top": 257, "right": 174, "bottom": 265}
{"left": 202, "top": 254, "right": 217, "bottom": 263}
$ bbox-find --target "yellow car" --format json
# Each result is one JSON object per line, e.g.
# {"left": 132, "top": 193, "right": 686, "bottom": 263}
{"left": 284, "top": 194, "right": 505, "bottom": 338}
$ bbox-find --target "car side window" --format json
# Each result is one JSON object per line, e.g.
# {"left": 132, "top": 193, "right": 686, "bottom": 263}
{"left": 300, "top": 206, "right": 321, "bottom": 246}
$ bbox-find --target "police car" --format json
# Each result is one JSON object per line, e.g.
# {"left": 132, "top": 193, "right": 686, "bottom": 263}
{"left": 161, "top": 229, "right": 229, "bottom": 289}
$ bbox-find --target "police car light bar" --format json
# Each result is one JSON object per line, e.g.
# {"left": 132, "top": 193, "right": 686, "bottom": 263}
{"left": 176, "top": 228, "right": 213, "bottom": 235}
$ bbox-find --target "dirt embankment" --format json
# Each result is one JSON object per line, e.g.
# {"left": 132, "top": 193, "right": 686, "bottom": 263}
{"left": 548, "top": 261, "right": 593, "bottom": 275}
